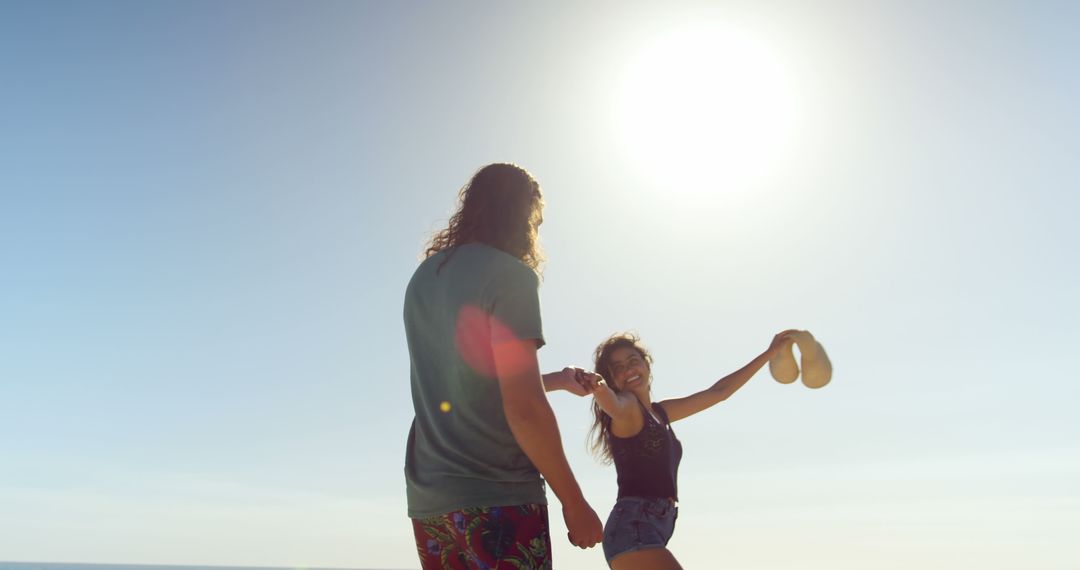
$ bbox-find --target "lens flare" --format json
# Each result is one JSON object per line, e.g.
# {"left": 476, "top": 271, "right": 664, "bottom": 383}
{"left": 454, "top": 304, "right": 535, "bottom": 378}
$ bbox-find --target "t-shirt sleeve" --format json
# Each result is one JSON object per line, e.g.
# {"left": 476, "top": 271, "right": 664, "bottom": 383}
{"left": 486, "top": 262, "right": 545, "bottom": 349}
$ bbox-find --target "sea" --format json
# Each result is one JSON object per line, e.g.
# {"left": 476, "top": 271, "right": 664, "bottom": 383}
{"left": 0, "top": 564, "right": 410, "bottom": 570}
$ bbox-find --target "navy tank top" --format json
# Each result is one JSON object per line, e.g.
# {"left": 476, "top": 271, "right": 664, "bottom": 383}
{"left": 610, "top": 401, "right": 683, "bottom": 500}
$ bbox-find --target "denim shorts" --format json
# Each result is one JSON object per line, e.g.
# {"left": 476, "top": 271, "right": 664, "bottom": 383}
{"left": 602, "top": 496, "right": 678, "bottom": 566}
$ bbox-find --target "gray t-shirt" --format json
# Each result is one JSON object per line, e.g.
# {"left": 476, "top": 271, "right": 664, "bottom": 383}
{"left": 403, "top": 243, "right": 547, "bottom": 518}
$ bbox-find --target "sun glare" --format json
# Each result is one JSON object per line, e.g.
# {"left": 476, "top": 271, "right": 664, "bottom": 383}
{"left": 615, "top": 26, "right": 800, "bottom": 193}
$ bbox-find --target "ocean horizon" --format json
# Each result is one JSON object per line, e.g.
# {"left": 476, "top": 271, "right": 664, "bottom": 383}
{"left": 0, "top": 562, "right": 412, "bottom": 570}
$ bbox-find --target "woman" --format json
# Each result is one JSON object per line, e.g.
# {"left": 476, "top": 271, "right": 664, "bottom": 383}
{"left": 403, "top": 163, "right": 603, "bottom": 569}
{"left": 578, "top": 330, "right": 796, "bottom": 569}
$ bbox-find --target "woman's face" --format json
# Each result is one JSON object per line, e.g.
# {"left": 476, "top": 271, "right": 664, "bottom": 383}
{"left": 607, "top": 345, "right": 650, "bottom": 393}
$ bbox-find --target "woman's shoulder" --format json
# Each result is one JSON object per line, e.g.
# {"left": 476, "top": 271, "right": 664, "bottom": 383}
{"left": 608, "top": 397, "right": 648, "bottom": 439}
{"left": 651, "top": 402, "right": 671, "bottom": 423}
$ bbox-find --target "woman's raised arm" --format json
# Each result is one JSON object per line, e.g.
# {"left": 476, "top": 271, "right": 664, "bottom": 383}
{"left": 659, "top": 330, "right": 797, "bottom": 422}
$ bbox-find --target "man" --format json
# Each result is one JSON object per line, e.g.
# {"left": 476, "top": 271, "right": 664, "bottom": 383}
{"left": 404, "top": 163, "right": 603, "bottom": 569}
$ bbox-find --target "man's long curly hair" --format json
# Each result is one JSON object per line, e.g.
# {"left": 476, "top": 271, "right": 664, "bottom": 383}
{"left": 424, "top": 163, "right": 545, "bottom": 272}
{"left": 587, "top": 333, "right": 654, "bottom": 464}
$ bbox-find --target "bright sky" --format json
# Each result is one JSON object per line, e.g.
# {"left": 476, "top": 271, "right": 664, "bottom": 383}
{"left": 2, "top": 2, "right": 1078, "bottom": 569}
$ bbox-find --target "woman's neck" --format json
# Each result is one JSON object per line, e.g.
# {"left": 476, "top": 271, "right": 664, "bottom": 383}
{"left": 633, "top": 390, "right": 654, "bottom": 411}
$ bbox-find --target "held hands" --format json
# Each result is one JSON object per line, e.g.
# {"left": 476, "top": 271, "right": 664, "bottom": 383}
{"left": 551, "top": 366, "right": 615, "bottom": 398}
{"left": 554, "top": 366, "right": 593, "bottom": 397}
{"left": 573, "top": 369, "right": 614, "bottom": 398}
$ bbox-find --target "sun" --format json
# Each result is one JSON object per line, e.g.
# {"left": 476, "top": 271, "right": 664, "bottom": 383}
{"left": 614, "top": 25, "right": 800, "bottom": 193}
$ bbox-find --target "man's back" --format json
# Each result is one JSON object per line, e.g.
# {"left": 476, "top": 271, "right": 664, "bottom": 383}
{"left": 403, "top": 243, "right": 546, "bottom": 518}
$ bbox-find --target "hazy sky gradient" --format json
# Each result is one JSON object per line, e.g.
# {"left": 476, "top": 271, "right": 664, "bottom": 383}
{"left": 2, "top": 1, "right": 1078, "bottom": 569}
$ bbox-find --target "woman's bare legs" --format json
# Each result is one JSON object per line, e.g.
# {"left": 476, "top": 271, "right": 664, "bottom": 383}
{"left": 610, "top": 547, "right": 683, "bottom": 570}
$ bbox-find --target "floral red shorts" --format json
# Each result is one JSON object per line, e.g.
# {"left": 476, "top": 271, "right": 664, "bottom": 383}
{"left": 411, "top": 503, "right": 551, "bottom": 569}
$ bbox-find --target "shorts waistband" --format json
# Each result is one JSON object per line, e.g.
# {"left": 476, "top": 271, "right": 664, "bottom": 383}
{"left": 617, "top": 495, "right": 678, "bottom": 508}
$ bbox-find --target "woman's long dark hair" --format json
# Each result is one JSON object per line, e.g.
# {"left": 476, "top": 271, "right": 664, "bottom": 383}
{"left": 424, "top": 163, "right": 545, "bottom": 271}
{"left": 587, "top": 333, "right": 654, "bottom": 464}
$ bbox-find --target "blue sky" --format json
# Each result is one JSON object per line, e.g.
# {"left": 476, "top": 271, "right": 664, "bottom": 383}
{"left": 2, "top": 1, "right": 1078, "bottom": 569}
